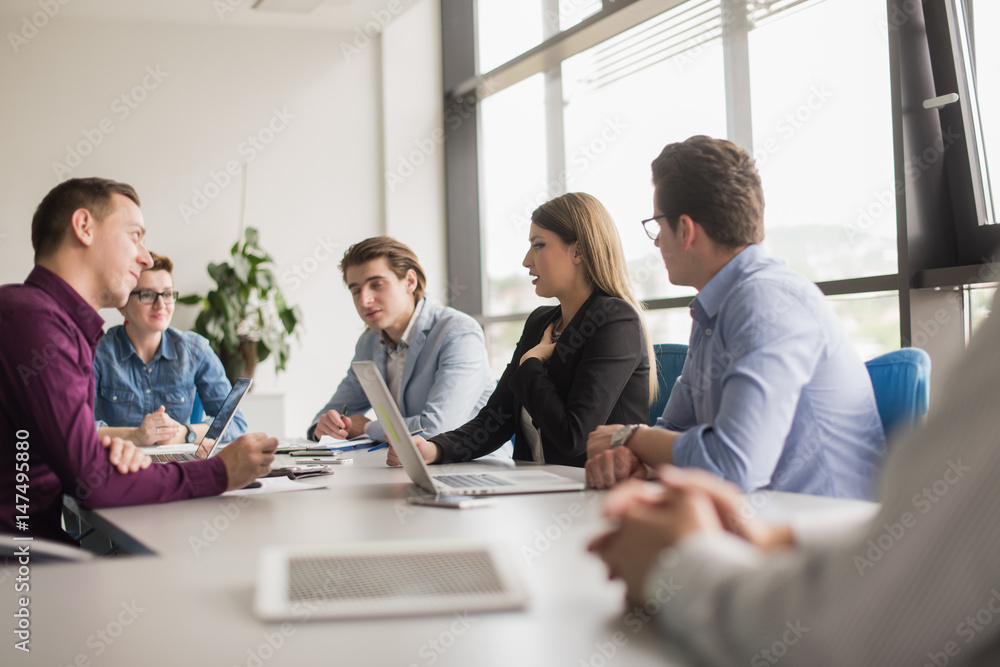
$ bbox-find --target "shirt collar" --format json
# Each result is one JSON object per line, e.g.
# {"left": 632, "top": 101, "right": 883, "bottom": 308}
{"left": 157, "top": 328, "right": 177, "bottom": 361}
{"left": 112, "top": 325, "right": 138, "bottom": 361}
{"left": 691, "top": 244, "right": 765, "bottom": 322}
{"left": 111, "top": 324, "right": 175, "bottom": 362}
{"left": 25, "top": 265, "right": 105, "bottom": 347}
{"left": 380, "top": 298, "right": 424, "bottom": 352}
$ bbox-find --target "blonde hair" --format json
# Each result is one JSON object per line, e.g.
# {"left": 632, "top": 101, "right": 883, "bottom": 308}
{"left": 531, "top": 192, "right": 657, "bottom": 403}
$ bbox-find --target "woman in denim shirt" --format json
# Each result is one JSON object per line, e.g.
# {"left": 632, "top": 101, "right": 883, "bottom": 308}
{"left": 93, "top": 252, "right": 248, "bottom": 446}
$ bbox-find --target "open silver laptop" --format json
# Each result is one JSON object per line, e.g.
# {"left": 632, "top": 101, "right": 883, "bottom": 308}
{"left": 352, "top": 361, "right": 584, "bottom": 496}
{"left": 144, "top": 378, "right": 252, "bottom": 463}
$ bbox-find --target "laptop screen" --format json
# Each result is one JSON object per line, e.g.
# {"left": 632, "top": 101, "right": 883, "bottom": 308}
{"left": 194, "top": 377, "right": 253, "bottom": 458}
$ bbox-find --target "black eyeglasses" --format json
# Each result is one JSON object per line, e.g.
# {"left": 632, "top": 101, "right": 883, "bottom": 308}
{"left": 130, "top": 289, "right": 179, "bottom": 305}
{"left": 641, "top": 215, "right": 669, "bottom": 240}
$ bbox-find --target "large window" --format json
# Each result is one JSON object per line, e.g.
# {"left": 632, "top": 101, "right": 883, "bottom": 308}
{"left": 445, "top": 0, "right": 1000, "bottom": 379}
{"left": 476, "top": 0, "right": 603, "bottom": 73}
{"left": 561, "top": 3, "right": 726, "bottom": 303}
{"left": 970, "top": 0, "right": 998, "bottom": 224}
{"left": 750, "top": 0, "right": 897, "bottom": 282}
{"left": 480, "top": 73, "right": 548, "bottom": 318}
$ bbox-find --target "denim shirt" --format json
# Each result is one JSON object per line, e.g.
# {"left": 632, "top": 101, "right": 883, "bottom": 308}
{"left": 659, "top": 244, "right": 886, "bottom": 499}
{"left": 94, "top": 326, "right": 248, "bottom": 442}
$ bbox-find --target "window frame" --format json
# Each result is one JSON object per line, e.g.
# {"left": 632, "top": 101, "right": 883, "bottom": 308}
{"left": 442, "top": 0, "right": 1000, "bottom": 350}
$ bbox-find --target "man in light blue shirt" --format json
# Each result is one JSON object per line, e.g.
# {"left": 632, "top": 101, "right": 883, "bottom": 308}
{"left": 586, "top": 136, "right": 885, "bottom": 499}
{"left": 307, "top": 237, "right": 495, "bottom": 444}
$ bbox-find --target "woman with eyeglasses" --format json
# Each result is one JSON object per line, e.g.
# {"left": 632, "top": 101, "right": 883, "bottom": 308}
{"left": 93, "top": 252, "right": 248, "bottom": 446}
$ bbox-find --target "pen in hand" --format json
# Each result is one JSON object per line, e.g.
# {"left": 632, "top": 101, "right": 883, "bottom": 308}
{"left": 368, "top": 429, "right": 424, "bottom": 452}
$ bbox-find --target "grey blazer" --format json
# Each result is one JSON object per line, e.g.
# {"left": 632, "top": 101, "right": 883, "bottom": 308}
{"left": 308, "top": 298, "right": 495, "bottom": 443}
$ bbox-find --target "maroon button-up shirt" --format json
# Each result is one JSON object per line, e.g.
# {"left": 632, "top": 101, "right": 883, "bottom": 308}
{"left": 0, "top": 266, "right": 227, "bottom": 543}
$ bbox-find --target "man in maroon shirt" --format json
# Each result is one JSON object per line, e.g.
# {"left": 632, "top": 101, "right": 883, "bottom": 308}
{"left": 0, "top": 177, "right": 276, "bottom": 543}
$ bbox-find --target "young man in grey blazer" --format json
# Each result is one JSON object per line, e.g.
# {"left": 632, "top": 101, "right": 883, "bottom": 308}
{"left": 307, "top": 236, "right": 495, "bottom": 445}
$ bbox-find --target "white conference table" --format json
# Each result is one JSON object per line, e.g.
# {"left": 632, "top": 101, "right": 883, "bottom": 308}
{"left": 2, "top": 449, "right": 875, "bottom": 667}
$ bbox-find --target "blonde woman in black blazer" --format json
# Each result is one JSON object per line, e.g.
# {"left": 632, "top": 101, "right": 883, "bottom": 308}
{"left": 387, "top": 192, "right": 654, "bottom": 468}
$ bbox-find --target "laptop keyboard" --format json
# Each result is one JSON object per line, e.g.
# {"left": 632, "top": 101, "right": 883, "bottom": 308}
{"left": 150, "top": 452, "right": 197, "bottom": 463}
{"left": 436, "top": 473, "right": 512, "bottom": 488}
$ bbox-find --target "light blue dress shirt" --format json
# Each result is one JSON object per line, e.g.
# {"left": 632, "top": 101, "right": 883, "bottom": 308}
{"left": 93, "top": 326, "right": 248, "bottom": 442}
{"left": 659, "top": 244, "right": 886, "bottom": 499}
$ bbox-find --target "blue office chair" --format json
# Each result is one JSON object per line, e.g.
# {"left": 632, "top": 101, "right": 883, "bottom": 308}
{"left": 190, "top": 393, "right": 205, "bottom": 425}
{"left": 864, "top": 347, "right": 931, "bottom": 441}
{"left": 649, "top": 343, "right": 688, "bottom": 426}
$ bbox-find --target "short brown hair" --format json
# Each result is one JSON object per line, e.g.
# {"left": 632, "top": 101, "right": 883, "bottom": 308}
{"left": 31, "top": 177, "right": 140, "bottom": 261}
{"left": 147, "top": 252, "right": 173, "bottom": 275}
{"left": 339, "top": 236, "right": 426, "bottom": 302}
{"left": 651, "top": 135, "right": 764, "bottom": 247}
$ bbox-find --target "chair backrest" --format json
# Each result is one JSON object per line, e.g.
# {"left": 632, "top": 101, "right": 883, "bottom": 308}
{"left": 190, "top": 392, "right": 205, "bottom": 424}
{"left": 865, "top": 347, "right": 931, "bottom": 440}
{"left": 649, "top": 343, "right": 688, "bottom": 425}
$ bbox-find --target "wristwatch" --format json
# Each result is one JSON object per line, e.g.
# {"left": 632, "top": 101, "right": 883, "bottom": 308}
{"left": 184, "top": 424, "right": 197, "bottom": 443}
{"left": 610, "top": 424, "right": 644, "bottom": 449}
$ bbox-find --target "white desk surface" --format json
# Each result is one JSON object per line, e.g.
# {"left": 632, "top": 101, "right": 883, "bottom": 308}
{"left": 3, "top": 451, "right": 875, "bottom": 666}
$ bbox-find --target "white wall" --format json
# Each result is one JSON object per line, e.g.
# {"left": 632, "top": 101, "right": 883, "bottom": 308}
{"left": 0, "top": 4, "right": 445, "bottom": 436}
{"left": 381, "top": 0, "right": 447, "bottom": 300}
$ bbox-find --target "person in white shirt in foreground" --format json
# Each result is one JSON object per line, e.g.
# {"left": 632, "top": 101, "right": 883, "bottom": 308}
{"left": 589, "top": 289, "right": 1000, "bottom": 666}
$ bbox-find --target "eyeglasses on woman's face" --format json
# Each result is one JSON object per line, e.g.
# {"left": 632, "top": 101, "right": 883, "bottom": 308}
{"left": 129, "top": 289, "right": 179, "bottom": 305}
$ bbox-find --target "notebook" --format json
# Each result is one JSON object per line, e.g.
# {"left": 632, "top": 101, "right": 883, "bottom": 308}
{"left": 352, "top": 360, "right": 584, "bottom": 496}
{"left": 254, "top": 538, "right": 527, "bottom": 620}
{"left": 145, "top": 378, "right": 253, "bottom": 463}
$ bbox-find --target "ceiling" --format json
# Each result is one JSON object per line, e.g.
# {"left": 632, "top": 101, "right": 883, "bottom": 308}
{"left": 0, "top": 0, "right": 409, "bottom": 31}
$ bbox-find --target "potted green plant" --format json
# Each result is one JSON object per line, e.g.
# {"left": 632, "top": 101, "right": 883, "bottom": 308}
{"left": 178, "top": 227, "right": 302, "bottom": 386}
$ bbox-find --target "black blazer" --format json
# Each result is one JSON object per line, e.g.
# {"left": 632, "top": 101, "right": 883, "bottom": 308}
{"left": 433, "top": 290, "right": 650, "bottom": 467}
